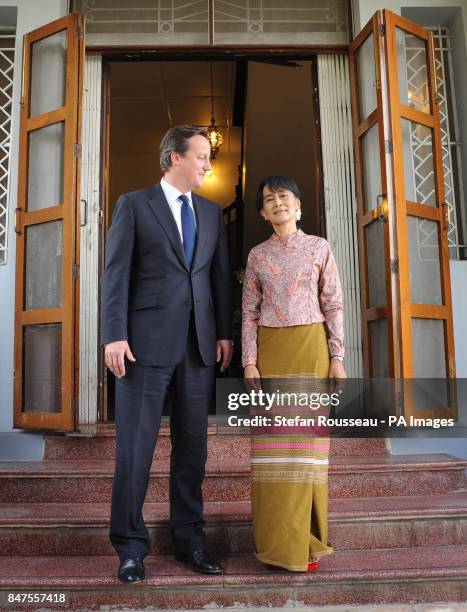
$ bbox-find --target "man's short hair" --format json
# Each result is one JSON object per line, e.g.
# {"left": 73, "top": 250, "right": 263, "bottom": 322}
{"left": 160, "top": 125, "right": 208, "bottom": 172}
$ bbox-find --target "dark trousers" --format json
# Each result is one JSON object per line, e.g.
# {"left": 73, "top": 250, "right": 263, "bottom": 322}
{"left": 109, "top": 318, "right": 215, "bottom": 561}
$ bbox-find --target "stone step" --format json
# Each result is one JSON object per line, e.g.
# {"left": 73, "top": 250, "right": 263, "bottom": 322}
{"left": 44, "top": 425, "right": 389, "bottom": 460}
{"left": 0, "top": 547, "right": 466, "bottom": 609}
{"left": 0, "top": 493, "right": 466, "bottom": 556}
{"left": 0, "top": 454, "right": 465, "bottom": 504}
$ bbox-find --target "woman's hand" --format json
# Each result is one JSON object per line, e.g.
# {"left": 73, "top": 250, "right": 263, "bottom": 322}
{"left": 244, "top": 365, "right": 261, "bottom": 392}
{"left": 329, "top": 358, "right": 346, "bottom": 392}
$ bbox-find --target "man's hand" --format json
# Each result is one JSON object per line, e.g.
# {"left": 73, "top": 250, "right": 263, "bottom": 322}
{"left": 105, "top": 340, "right": 136, "bottom": 378}
{"left": 216, "top": 339, "right": 233, "bottom": 373}
{"left": 244, "top": 364, "right": 261, "bottom": 393}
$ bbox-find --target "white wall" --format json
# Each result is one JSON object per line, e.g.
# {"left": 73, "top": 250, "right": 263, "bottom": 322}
{"left": 352, "top": 0, "right": 467, "bottom": 40}
{"left": 0, "top": 0, "right": 68, "bottom": 457}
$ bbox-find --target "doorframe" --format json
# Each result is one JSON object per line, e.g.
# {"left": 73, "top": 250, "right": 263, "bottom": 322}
{"left": 85, "top": 43, "right": 349, "bottom": 423}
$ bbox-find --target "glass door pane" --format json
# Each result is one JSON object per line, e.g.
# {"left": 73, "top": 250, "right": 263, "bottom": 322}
{"left": 407, "top": 217, "right": 442, "bottom": 305}
{"left": 362, "top": 124, "right": 382, "bottom": 212}
{"left": 30, "top": 29, "right": 67, "bottom": 117}
{"left": 401, "top": 120, "right": 436, "bottom": 206}
{"left": 356, "top": 32, "right": 377, "bottom": 120}
{"left": 25, "top": 221, "right": 63, "bottom": 310}
{"left": 23, "top": 324, "right": 62, "bottom": 412}
{"left": 27, "top": 122, "right": 65, "bottom": 211}
{"left": 366, "top": 221, "right": 386, "bottom": 308}
{"left": 396, "top": 28, "right": 430, "bottom": 114}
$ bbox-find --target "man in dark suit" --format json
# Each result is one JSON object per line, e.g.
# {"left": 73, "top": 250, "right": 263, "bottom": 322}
{"left": 101, "top": 125, "right": 233, "bottom": 583}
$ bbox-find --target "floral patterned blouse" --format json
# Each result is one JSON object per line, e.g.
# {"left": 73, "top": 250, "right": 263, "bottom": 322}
{"left": 242, "top": 230, "right": 344, "bottom": 367}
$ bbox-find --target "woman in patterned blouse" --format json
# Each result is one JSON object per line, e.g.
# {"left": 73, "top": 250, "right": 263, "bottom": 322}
{"left": 242, "top": 176, "right": 346, "bottom": 572}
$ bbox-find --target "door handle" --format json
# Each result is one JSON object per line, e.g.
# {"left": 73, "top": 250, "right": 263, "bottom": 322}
{"left": 372, "top": 194, "right": 388, "bottom": 222}
{"left": 442, "top": 202, "right": 451, "bottom": 230}
{"left": 80, "top": 199, "right": 87, "bottom": 227}
{"left": 14, "top": 207, "right": 22, "bottom": 234}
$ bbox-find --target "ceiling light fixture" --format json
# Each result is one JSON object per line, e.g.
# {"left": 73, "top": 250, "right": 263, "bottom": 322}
{"left": 207, "top": 63, "right": 223, "bottom": 159}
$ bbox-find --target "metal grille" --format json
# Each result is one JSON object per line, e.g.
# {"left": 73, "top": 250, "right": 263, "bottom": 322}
{"left": 432, "top": 26, "right": 464, "bottom": 257}
{"left": 213, "top": 0, "right": 350, "bottom": 44}
{"left": 73, "top": 0, "right": 350, "bottom": 45}
{"left": 0, "top": 30, "right": 15, "bottom": 265}
{"left": 404, "top": 27, "right": 465, "bottom": 259}
{"left": 75, "top": 0, "right": 210, "bottom": 45}
{"left": 318, "top": 54, "right": 363, "bottom": 377}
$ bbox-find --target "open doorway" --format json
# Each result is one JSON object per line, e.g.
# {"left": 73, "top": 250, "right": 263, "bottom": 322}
{"left": 102, "top": 56, "right": 323, "bottom": 420}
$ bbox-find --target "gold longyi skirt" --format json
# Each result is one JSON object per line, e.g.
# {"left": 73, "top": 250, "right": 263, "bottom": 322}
{"left": 251, "top": 322, "right": 334, "bottom": 571}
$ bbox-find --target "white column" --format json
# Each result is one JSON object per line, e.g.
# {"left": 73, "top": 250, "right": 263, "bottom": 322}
{"left": 317, "top": 54, "right": 363, "bottom": 377}
{"left": 79, "top": 55, "right": 102, "bottom": 425}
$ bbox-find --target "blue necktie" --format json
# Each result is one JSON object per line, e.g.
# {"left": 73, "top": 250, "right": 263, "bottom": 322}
{"left": 179, "top": 194, "right": 196, "bottom": 267}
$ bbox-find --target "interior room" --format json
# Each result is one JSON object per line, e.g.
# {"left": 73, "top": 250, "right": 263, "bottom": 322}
{"left": 108, "top": 61, "right": 242, "bottom": 214}
{"left": 108, "top": 58, "right": 321, "bottom": 255}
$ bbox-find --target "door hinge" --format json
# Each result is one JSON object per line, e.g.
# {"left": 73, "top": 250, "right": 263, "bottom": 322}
{"left": 396, "top": 391, "right": 403, "bottom": 408}
{"left": 74, "top": 143, "right": 82, "bottom": 158}
{"left": 390, "top": 258, "right": 399, "bottom": 274}
{"left": 73, "top": 397, "right": 79, "bottom": 414}
{"left": 385, "top": 139, "right": 393, "bottom": 154}
{"left": 380, "top": 23, "right": 386, "bottom": 37}
{"left": 76, "top": 18, "right": 84, "bottom": 40}
{"left": 73, "top": 263, "right": 80, "bottom": 279}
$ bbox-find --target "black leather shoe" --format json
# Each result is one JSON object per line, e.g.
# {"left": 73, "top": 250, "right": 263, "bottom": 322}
{"left": 175, "top": 550, "right": 222, "bottom": 575}
{"left": 118, "top": 557, "right": 145, "bottom": 583}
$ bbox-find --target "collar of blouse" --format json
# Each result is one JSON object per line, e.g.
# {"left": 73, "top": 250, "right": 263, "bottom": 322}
{"left": 270, "top": 228, "right": 304, "bottom": 247}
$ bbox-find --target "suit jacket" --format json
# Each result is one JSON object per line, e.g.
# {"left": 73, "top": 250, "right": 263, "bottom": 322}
{"left": 100, "top": 183, "right": 232, "bottom": 366}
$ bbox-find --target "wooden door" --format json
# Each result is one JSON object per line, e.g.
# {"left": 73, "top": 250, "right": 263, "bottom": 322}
{"left": 349, "top": 12, "right": 398, "bottom": 378}
{"left": 383, "top": 10, "right": 455, "bottom": 381}
{"left": 14, "top": 13, "right": 84, "bottom": 431}
{"left": 350, "top": 10, "right": 456, "bottom": 390}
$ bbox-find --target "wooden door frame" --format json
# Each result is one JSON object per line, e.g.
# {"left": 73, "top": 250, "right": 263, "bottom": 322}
{"left": 383, "top": 9, "right": 456, "bottom": 379}
{"left": 97, "top": 43, "right": 347, "bottom": 229}
{"left": 96, "top": 44, "right": 343, "bottom": 421}
{"left": 349, "top": 13, "right": 397, "bottom": 378}
{"left": 14, "top": 13, "right": 84, "bottom": 431}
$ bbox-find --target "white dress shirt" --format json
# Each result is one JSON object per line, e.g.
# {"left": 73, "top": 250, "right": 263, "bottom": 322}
{"left": 160, "top": 177, "right": 197, "bottom": 244}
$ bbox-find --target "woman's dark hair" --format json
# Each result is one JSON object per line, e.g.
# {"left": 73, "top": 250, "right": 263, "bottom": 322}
{"left": 256, "top": 176, "right": 301, "bottom": 212}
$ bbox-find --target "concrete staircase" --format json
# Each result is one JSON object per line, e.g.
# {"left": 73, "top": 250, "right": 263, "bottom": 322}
{"left": 0, "top": 424, "right": 466, "bottom": 610}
